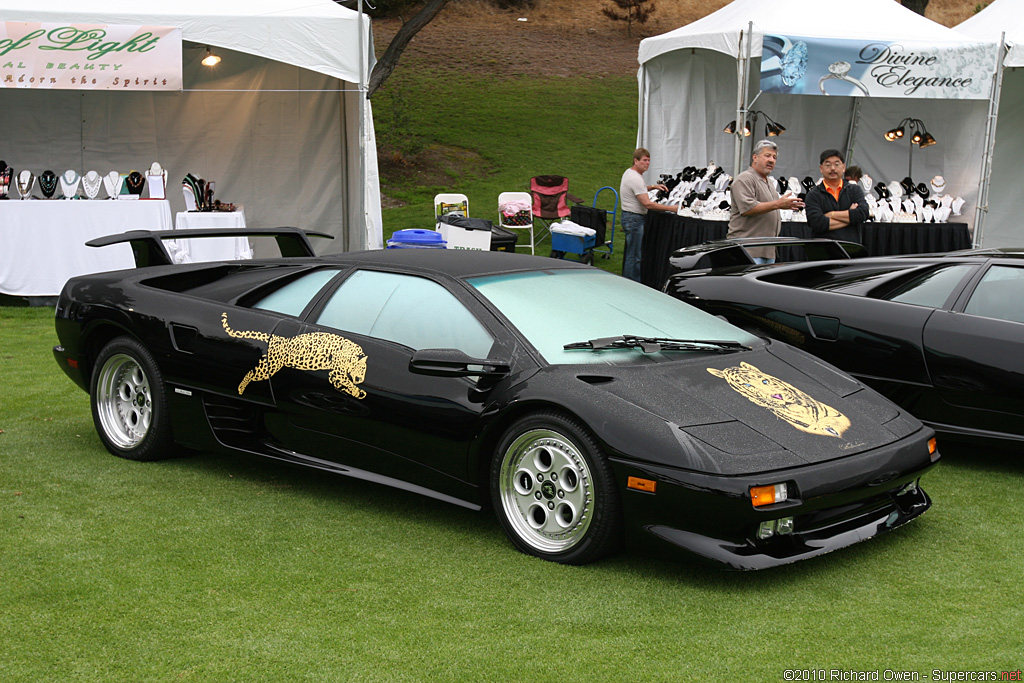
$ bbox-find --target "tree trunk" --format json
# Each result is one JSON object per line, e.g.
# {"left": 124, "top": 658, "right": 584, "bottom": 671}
{"left": 902, "top": 0, "right": 929, "bottom": 16}
{"left": 367, "top": 0, "right": 451, "bottom": 98}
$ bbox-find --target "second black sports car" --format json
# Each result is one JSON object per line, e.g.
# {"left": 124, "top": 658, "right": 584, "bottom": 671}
{"left": 666, "top": 239, "right": 1024, "bottom": 449}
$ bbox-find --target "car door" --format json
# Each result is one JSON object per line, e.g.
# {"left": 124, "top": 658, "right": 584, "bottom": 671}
{"left": 264, "top": 268, "right": 513, "bottom": 502}
{"left": 923, "top": 263, "right": 1024, "bottom": 439}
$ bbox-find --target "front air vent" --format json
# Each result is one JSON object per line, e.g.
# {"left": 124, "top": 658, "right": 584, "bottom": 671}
{"left": 576, "top": 375, "right": 615, "bottom": 385}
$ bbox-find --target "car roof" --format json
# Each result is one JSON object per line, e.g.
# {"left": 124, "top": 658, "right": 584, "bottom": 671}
{"left": 298, "top": 248, "right": 592, "bottom": 280}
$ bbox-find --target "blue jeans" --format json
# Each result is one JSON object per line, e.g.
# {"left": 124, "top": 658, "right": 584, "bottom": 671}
{"left": 751, "top": 257, "right": 776, "bottom": 265}
{"left": 621, "top": 211, "right": 645, "bottom": 282}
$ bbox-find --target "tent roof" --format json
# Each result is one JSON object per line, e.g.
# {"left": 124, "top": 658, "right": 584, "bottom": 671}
{"left": 956, "top": 0, "right": 1024, "bottom": 67}
{"left": 0, "top": 0, "right": 372, "bottom": 83}
{"left": 639, "top": 0, "right": 979, "bottom": 65}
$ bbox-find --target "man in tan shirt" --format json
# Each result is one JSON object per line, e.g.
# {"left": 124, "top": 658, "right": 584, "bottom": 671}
{"left": 728, "top": 139, "right": 804, "bottom": 264}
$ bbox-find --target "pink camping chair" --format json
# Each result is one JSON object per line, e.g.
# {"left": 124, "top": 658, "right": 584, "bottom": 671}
{"left": 529, "top": 175, "right": 583, "bottom": 248}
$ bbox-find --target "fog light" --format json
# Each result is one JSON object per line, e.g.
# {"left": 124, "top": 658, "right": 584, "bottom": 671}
{"left": 899, "top": 480, "right": 918, "bottom": 496}
{"left": 757, "top": 520, "right": 776, "bottom": 539}
{"left": 776, "top": 516, "right": 794, "bottom": 535}
{"left": 751, "top": 483, "right": 788, "bottom": 507}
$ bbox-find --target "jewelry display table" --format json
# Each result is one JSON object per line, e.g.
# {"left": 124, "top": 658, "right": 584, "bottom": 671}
{"left": 0, "top": 199, "right": 172, "bottom": 297}
{"left": 640, "top": 213, "right": 971, "bottom": 289}
{"left": 172, "top": 210, "right": 253, "bottom": 263}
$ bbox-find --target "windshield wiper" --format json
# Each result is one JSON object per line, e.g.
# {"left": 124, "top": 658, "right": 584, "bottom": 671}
{"left": 563, "top": 335, "right": 750, "bottom": 354}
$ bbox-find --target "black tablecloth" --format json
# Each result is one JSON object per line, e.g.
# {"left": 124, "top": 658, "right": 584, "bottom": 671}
{"left": 640, "top": 213, "right": 970, "bottom": 289}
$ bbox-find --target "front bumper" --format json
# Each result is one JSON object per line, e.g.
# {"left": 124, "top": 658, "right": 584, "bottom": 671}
{"left": 612, "top": 430, "right": 938, "bottom": 570}
{"left": 645, "top": 481, "right": 930, "bottom": 570}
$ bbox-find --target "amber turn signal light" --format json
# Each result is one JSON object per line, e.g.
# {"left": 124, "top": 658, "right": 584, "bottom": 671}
{"left": 627, "top": 476, "right": 657, "bottom": 493}
{"left": 751, "top": 483, "right": 788, "bottom": 507}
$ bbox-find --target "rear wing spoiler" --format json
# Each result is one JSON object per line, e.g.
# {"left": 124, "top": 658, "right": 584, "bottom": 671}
{"left": 86, "top": 227, "right": 333, "bottom": 268}
{"left": 667, "top": 237, "right": 867, "bottom": 273}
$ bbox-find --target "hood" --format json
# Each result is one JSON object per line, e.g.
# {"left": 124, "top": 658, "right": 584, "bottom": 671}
{"left": 592, "top": 344, "right": 912, "bottom": 475}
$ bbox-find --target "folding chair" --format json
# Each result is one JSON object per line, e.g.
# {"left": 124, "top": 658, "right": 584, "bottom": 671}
{"left": 529, "top": 175, "right": 583, "bottom": 248}
{"left": 497, "top": 191, "right": 534, "bottom": 254}
{"left": 434, "top": 193, "right": 469, "bottom": 227}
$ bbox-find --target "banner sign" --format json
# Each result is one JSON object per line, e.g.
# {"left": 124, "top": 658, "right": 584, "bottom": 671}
{"left": 0, "top": 22, "right": 182, "bottom": 91}
{"left": 760, "top": 34, "right": 997, "bottom": 99}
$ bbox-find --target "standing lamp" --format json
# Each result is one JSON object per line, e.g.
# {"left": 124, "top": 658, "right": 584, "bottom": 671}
{"left": 884, "top": 118, "right": 936, "bottom": 178}
{"left": 724, "top": 110, "right": 787, "bottom": 162}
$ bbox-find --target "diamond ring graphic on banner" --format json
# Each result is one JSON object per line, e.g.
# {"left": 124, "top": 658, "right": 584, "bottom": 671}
{"left": 819, "top": 61, "right": 870, "bottom": 96}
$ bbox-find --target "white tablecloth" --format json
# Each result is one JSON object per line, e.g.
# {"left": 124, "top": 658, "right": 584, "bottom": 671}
{"left": 0, "top": 199, "right": 172, "bottom": 297}
{"left": 172, "top": 211, "right": 253, "bottom": 263}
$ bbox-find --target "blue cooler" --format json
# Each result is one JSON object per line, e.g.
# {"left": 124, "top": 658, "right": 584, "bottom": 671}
{"left": 386, "top": 229, "right": 447, "bottom": 249}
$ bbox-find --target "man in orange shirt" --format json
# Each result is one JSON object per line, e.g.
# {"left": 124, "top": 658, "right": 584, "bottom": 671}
{"left": 805, "top": 149, "right": 869, "bottom": 246}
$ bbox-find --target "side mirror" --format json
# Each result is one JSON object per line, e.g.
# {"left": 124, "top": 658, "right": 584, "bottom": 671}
{"left": 409, "top": 348, "right": 511, "bottom": 379}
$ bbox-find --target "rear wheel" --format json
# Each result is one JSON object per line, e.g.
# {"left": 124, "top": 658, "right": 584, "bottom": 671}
{"left": 90, "top": 336, "right": 174, "bottom": 461}
{"left": 491, "top": 412, "right": 621, "bottom": 564}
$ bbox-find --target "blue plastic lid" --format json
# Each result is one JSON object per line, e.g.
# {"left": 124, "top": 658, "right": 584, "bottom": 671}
{"left": 387, "top": 229, "right": 447, "bottom": 247}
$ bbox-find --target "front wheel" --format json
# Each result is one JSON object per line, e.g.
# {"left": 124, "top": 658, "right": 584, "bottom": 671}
{"left": 491, "top": 412, "right": 621, "bottom": 564}
{"left": 90, "top": 336, "right": 174, "bottom": 461}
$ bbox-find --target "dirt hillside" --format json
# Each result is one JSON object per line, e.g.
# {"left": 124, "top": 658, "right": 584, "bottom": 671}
{"left": 373, "top": 0, "right": 984, "bottom": 79}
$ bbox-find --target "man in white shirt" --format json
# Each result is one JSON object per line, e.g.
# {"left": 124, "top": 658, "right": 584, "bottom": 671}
{"left": 619, "top": 147, "right": 679, "bottom": 282}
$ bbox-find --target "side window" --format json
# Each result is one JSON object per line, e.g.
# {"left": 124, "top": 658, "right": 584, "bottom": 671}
{"left": 252, "top": 269, "right": 342, "bottom": 316}
{"left": 316, "top": 270, "right": 495, "bottom": 358}
{"left": 964, "top": 265, "right": 1024, "bottom": 324}
{"left": 881, "top": 264, "right": 975, "bottom": 309}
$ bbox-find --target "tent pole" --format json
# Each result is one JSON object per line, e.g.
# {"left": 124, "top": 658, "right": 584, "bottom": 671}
{"left": 733, "top": 22, "right": 753, "bottom": 177}
{"left": 637, "top": 65, "right": 647, "bottom": 149}
{"left": 844, "top": 98, "right": 861, "bottom": 164}
{"left": 973, "top": 33, "right": 1006, "bottom": 248}
{"left": 357, "top": 0, "right": 368, "bottom": 252}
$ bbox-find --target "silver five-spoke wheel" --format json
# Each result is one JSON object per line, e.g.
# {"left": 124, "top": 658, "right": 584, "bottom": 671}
{"left": 492, "top": 412, "right": 621, "bottom": 565}
{"left": 499, "top": 428, "right": 594, "bottom": 554}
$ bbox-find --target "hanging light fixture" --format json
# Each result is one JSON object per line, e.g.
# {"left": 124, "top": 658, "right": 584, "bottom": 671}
{"left": 723, "top": 121, "right": 737, "bottom": 135}
{"left": 201, "top": 47, "right": 221, "bottom": 67}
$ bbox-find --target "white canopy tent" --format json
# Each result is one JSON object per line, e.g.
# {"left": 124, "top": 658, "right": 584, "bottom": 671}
{"left": 0, "top": 0, "right": 382, "bottom": 253}
{"left": 637, "top": 0, "right": 999, "bottom": 236}
{"left": 957, "top": 0, "right": 1023, "bottom": 248}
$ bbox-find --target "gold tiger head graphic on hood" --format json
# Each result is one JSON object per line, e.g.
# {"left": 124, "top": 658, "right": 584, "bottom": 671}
{"left": 708, "top": 362, "right": 850, "bottom": 438}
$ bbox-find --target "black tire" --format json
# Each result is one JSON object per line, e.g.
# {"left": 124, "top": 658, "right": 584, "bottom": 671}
{"left": 90, "top": 336, "right": 174, "bottom": 461}
{"left": 491, "top": 411, "right": 621, "bottom": 564}
{"left": 550, "top": 250, "right": 565, "bottom": 259}
{"left": 582, "top": 252, "right": 595, "bottom": 266}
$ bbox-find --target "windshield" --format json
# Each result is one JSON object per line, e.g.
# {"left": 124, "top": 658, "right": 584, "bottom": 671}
{"left": 468, "top": 270, "right": 757, "bottom": 365}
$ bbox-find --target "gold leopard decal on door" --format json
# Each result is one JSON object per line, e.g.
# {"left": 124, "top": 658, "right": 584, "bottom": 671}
{"left": 708, "top": 362, "right": 850, "bottom": 438}
{"left": 222, "top": 313, "right": 367, "bottom": 399}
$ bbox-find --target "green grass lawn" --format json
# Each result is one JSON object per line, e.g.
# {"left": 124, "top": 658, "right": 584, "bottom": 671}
{"left": 3, "top": 304, "right": 1024, "bottom": 681}
{"left": 374, "top": 72, "right": 637, "bottom": 276}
